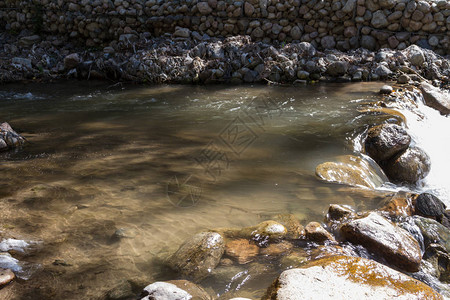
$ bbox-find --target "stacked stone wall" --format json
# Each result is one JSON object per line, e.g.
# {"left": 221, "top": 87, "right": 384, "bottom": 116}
{"left": 0, "top": 0, "right": 449, "bottom": 54}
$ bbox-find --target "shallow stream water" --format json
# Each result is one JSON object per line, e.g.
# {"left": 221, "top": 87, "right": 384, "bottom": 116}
{"left": 0, "top": 81, "right": 446, "bottom": 299}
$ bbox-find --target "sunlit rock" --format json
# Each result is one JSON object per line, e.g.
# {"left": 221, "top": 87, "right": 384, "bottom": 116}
{"left": 340, "top": 212, "right": 422, "bottom": 272}
{"left": 0, "top": 122, "right": 26, "bottom": 151}
{"left": 378, "top": 192, "right": 417, "bottom": 218}
{"left": 0, "top": 268, "right": 14, "bottom": 288}
{"left": 168, "top": 232, "right": 225, "bottom": 281}
{"left": 315, "top": 155, "right": 388, "bottom": 189}
{"left": 420, "top": 82, "right": 450, "bottom": 115}
{"left": 263, "top": 255, "right": 443, "bottom": 300}
{"left": 141, "top": 280, "right": 211, "bottom": 300}
{"left": 364, "top": 123, "right": 411, "bottom": 163}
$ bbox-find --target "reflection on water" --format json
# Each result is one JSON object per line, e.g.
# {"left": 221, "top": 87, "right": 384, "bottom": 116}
{"left": 0, "top": 81, "right": 395, "bottom": 299}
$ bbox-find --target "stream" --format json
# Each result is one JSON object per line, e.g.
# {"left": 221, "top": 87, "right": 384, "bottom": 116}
{"left": 0, "top": 81, "right": 447, "bottom": 299}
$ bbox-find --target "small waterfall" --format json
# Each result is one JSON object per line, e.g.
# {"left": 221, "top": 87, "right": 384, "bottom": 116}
{"left": 400, "top": 90, "right": 450, "bottom": 207}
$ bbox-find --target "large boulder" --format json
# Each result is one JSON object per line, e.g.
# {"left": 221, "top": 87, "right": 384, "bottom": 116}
{"left": 419, "top": 82, "right": 450, "bottom": 115}
{"left": 340, "top": 212, "right": 422, "bottom": 272}
{"left": 315, "top": 155, "right": 388, "bottom": 189}
{"left": 168, "top": 232, "right": 225, "bottom": 281}
{"left": 263, "top": 255, "right": 443, "bottom": 300}
{"left": 364, "top": 124, "right": 411, "bottom": 163}
{"left": 0, "top": 122, "right": 26, "bottom": 151}
{"left": 383, "top": 147, "right": 431, "bottom": 184}
{"left": 141, "top": 280, "right": 211, "bottom": 300}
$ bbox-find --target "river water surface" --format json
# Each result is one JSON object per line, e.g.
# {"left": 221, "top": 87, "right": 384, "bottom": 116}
{"left": 0, "top": 82, "right": 446, "bottom": 299}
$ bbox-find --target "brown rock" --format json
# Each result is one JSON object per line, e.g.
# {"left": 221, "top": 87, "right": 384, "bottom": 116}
{"left": 384, "top": 147, "right": 431, "bottom": 184}
{"left": 305, "top": 222, "right": 336, "bottom": 244}
{"left": 340, "top": 212, "right": 422, "bottom": 272}
{"left": 225, "top": 239, "right": 259, "bottom": 264}
{"left": 315, "top": 155, "right": 388, "bottom": 189}
{"left": 378, "top": 192, "right": 417, "bottom": 217}
{"left": 260, "top": 241, "right": 293, "bottom": 258}
{"left": 275, "top": 214, "right": 305, "bottom": 240}
{"left": 0, "top": 268, "right": 14, "bottom": 288}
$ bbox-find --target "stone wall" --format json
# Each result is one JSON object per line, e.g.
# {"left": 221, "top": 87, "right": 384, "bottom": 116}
{"left": 0, "top": 0, "right": 449, "bottom": 54}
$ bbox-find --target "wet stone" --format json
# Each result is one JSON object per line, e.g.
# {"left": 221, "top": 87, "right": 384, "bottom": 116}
{"left": 168, "top": 232, "right": 225, "bottom": 281}
{"left": 384, "top": 147, "right": 431, "bottom": 184}
{"left": 415, "top": 193, "right": 447, "bottom": 221}
{"left": 379, "top": 85, "right": 393, "bottom": 94}
{"left": 225, "top": 239, "right": 259, "bottom": 264}
{"left": 305, "top": 222, "right": 336, "bottom": 244}
{"left": 341, "top": 212, "right": 422, "bottom": 272}
{"left": 364, "top": 123, "right": 411, "bottom": 163}
{"left": 260, "top": 241, "right": 293, "bottom": 258}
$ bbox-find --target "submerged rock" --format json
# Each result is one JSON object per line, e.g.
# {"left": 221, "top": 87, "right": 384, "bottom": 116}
{"left": 364, "top": 123, "right": 411, "bottom": 163}
{"left": 378, "top": 192, "right": 416, "bottom": 218}
{"left": 214, "top": 221, "right": 288, "bottom": 246}
{"left": 340, "top": 212, "right": 422, "bottom": 272}
{"left": 260, "top": 241, "right": 293, "bottom": 258}
{"left": 141, "top": 280, "right": 211, "bottom": 300}
{"left": 304, "top": 222, "right": 336, "bottom": 244}
{"left": 420, "top": 82, "right": 450, "bottom": 115}
{"left": 315, "top": 155, "right": 388, "bottom": 189}
{"left": 383, "top": 147, "right": 431, "bottom": 184}
{"left": 0, "top": 122, "right": 26, "bottom": 151}
{"left": 168, "top": 232, "right": 225, "bottom": 281}
{"left": 224, "top": 239, "right": 259, "bottom": 264}
{"left": 263, "top": 255, "right": 443, "bottom": 300}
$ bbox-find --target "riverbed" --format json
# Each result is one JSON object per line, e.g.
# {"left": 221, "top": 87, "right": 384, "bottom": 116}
{"left": 0, "top": 81, "right": 446, "bottom": 299}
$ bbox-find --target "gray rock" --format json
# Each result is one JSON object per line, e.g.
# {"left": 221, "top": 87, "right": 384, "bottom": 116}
{"left": 141, "top": 282, "right": 191, "bottom": 300}
{"left": 327, "top": 61, "right": 348, "bottom": 77}
{"left": 374, "top": 65, "right": 392, "bottom": 78}
{"left": 379, "top": 85, "right": 393, "bottom": 94}
{"left": 379, "top": 0, "right": 396, "bottom": 9}
{"left": 0, "top": 122, "right": 26, "bottom": 151}
{"left": 173, "top": 27, "right": 190, "bottom": 38}
{"left": 296, "top": 70, "right": 309, "bottom": 80}
{"left": 406, "top": 45, "right": 425, "bottom": 67}
{"left": 397, "top": 74, "right": 410, "bottom": 84}
{"left": 263, "top": 255, "right": 441, "bottom": 299}
{"left": 341, "top": 0, "right": 357, "bottom": 13}
{"left": 298, "top": 42, "right": 316, "bottom": 56}
{"left": 371, "top": 10, "right": 389, "bottom": 28}
{"left": 197, "top": 2, "right": 212, "bottom": 14}
{"left": 321, "top": 36, "right": 336, "bottom": 49}
{"left": 341, "top": 212, "right": 422, "bottom": 272}
{"left": 290, "top": 26, "right": 301, "bottom": 40}
{"left": 415, "top": 193, "right": 447, "bottom": 220}
{"left": 168, "top": 232, "right": 225, "bottom": 281}
{"left": 64, "top": 53, "right": 81, "bottom": 70}
{"left": 18, "top": 35, "right": 41, "bottom": 47}
{"left": 384, "top": 147, "right": 431, "bottom": 184}
{"left": 419, "top": 82, "right": 450, "bottom": 115}
{"left": 11, "top": 57, "right": 32, "bottom": 69}
{"left": 413, "top": 216, "right": 450, "bottom": 252}
{"left": 361, "top": 35, "right": 377, "bottom": 51}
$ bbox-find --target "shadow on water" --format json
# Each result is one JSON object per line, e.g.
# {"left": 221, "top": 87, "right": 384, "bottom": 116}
{"left": 0, "top": 81, "right": 388, "bottom": 299}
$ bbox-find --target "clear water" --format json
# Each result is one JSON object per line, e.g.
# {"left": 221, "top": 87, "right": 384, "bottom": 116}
{"left": 0, "top": 81, "right": 442, "bottom": 299}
